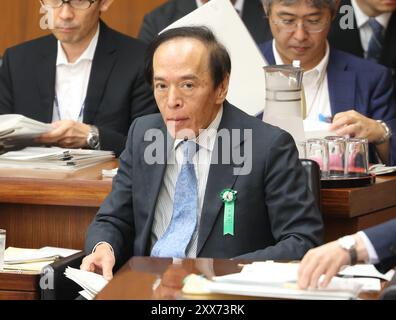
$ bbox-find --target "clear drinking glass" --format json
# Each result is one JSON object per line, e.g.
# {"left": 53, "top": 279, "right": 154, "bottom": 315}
{"left": 325, "top": 136, "right": 346, "bottom": 177}
{"left": 305, "top": 138, "right": 329, "bottom": 178}
{"left": 0, "top": 229, "right": 5, "bottom": 271}
{"left": 345, "top": 138, "right": 369, "bottom": 176}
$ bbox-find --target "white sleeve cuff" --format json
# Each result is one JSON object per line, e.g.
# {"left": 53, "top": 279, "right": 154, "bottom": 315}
{"left": 92, "top": 241, "right": 115, "bottom": 255}
{"left": 358, "top": 231, "right": 379, "bottom": 264}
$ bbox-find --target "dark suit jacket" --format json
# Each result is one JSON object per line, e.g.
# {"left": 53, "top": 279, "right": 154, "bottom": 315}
{"left": 138, "top": 0, "right": 272, "bottom": 45}
{"left": 260, "top": 41, "right": 396, "bottom": 166}
{"left": 85, "top": 101, "right": 323, "bottom": 268}
{"left": 328, "top": 0, "right": 396, "bottom": 101}
{"left": 0, "top": 22, "right": 157, "bottom": 156}
{"left": 364, "top": 218, "right": 396, "bottom": 273}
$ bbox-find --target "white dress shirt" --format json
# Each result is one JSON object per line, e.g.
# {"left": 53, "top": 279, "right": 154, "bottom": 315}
{"left": 196, "top": 0, "right": 244, "bottom": 16}
{"left": 53, "top": 24, "right": 100, "bottom": 122}
{"left": 151, "top": 107, "right": 224, "bottom": 258}
{"left": 272, "top": 40, "right": 332, "bottom": 121}
{"left": 358, "top": 231, "right": 379, "bottom": 264}
{"left": 351, "top": 0, "right": 392, "bottom": 58}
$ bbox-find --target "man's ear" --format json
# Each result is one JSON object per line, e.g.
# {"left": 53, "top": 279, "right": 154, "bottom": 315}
{"left": 99, "top": 0, "right": 114, "bottom": 13}
{"left": 215, "top": 74, "right": 230, "bottom": 104}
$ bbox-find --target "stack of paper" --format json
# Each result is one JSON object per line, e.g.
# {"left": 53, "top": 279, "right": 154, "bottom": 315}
{"left": 4, "top": 247, "right": 81, "bottom": 272}
{"left": 0, "top": 114, "right": 53, "bottom": 142}
{"left": 64, "top": 267, "right": 108, "bottom": 300}
{"left": 184, "top": 262, "right": 366, "bottom": 300}
{"left": 0, "top": 147, "right": 114, "bottom": 171}
{"left": 369, "top": 164, "right": 396, "bottom": 175}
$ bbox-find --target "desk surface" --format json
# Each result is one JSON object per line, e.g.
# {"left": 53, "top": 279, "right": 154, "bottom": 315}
{"left": 96, "top": 257, "right": 382, "bottom": 300}
{"left": 0, "top": 270, "right": 40, "bottom": 300}
{"left": 0, "top": 161, "right": 395, "bottom": 248}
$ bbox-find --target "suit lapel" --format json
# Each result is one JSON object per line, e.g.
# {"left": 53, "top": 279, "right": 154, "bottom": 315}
{"left": 327, "top": 50, "right": 356, "bottom": 115}
{"left": 36, "top": 37, "right": 57, "bottom": 123}
{"left": 83, "top": 22, "right": 117, "bottom": 124}
{"left": 196, "top": 103, "right": 246, "bottom": 255}
{"left": 381, "top": 12, "right": 396, "bottom": 73}
{"left": 241, "top": 0, "right": 271, "bottom": 44}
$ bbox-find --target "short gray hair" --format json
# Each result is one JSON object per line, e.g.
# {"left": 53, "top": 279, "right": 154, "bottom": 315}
{"left": 262, "top": 0, "right": 338, "bottom": 16}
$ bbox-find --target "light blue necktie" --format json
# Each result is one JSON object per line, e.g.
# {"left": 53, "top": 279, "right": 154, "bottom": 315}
{"left": 151, "top": 140, "right": 198, "bottom": 258}
{"left": 367, "top": 18, "right": 384, "bottom": 62}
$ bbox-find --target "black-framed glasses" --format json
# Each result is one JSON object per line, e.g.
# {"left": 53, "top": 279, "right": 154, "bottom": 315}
{"left": 271, "top": 18, "right": 329, "bottom": 33}
{"left": 40, "top": 0, "right": 97, "bottom": 10}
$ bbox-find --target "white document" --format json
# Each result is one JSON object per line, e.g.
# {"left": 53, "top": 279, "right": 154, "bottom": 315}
{"left": 208, "top": 262, "right": 363, "bottom": 299}
{"left": 303, "top": 119, "right": 337, "bottom": 139}
{"left": 339, "top": 264, "right": 395, "bottom": 282}
{"left": 64, "top": 267, "right": 108, "bottom": 300}
{"left": 0, "top": 114, "right": 53, "bottom": 141}
{"left": 4, "top": 246, "right": 80, "bottom": 264}
{"left": 163, "top": 0, "right": 267, "bottom": 116}
{"left": 0, "top": 147, "right": 115, "bottom": 171}
{"left": 369, "top": 164, "right": 396, "bottom": 175}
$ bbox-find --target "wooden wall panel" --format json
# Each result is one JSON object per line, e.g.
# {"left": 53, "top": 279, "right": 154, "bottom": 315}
{"left": 0, "top": 0, "right": 166, "bottom": 55}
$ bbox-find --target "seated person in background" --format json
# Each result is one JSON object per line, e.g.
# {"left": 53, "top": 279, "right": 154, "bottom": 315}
{"left": 260, "top": 0, "right": 396, "bottom": 165}
{"left": 328, "top": 0, "right": 396, "bottom": 104}
{"left": 81, "top": 26, "right": 323, "bottom": 280}
{"left": 298, "top": 218, "right": 396, "bottom": 289}
{"left": 138, "top": 0, "right": 273, "bottom": 45}
{"left": 0, "top": 0, "right": 157, "bottom": 156}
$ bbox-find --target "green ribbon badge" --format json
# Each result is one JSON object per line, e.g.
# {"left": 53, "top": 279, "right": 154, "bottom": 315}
{"left": 220, "top": 189, "right": 237, "bottom": 236}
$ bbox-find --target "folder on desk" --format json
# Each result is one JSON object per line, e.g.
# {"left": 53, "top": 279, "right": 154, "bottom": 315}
{"left": 0, "top": 147, "right": 115, "bottom": 171}
{"left": 3, "top": 247, "right": 81, "bottom": 272}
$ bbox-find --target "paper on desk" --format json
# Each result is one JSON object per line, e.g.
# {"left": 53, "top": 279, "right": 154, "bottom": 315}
{"left": 303, "top": 119, "right": 337, "bottom": 139}
{"left": 64, "top": 267, "right": 108, "bottom": 300}
{"left": 339, "top": 264, "right": 395, "bottom": 281}
{"left": 369, "top": 164, "right": 396, "bottom": 175}
{"left": 163, "top": 0, "right": 267, "bottom": 116}
{"left": 207, "top": 261, "right": 363, "bottom": 299}
{"left": 5, "top": 246, "right": 80, "bottom": 264}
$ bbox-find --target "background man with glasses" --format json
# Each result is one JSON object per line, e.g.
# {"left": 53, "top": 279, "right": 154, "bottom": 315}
{"left": 0, "top": 0, "right": 157, "bottom": 156}
{"left": 259, "top": 0, "right": 396, "bottom": 165}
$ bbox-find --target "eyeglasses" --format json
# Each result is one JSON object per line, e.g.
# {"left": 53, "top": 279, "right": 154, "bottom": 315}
{"left": 40, "top": 0, "right": 97, "bottom": 10}
{"left": 271, "top": 18, "right": 329, "bottom": 33}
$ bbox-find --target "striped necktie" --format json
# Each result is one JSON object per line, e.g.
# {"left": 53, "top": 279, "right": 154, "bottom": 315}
{"left": 151, "top": 140, "right": 198, "bottom": 258}
{"left": 367, "top": 18, "right": 384, "bottom": 62}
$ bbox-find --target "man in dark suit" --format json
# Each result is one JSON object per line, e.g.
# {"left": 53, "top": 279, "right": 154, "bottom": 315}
{"left": 81, "top": 26, "right": 323, "bottom": 280}
{"left": 328, "top": 0, "right": 396, "bottom": 100}
{"left": 298, "top": 218, "right": 396, "bottom": 288}
{"left": 138, "top": 0, "right": 273, "bottom": 45}
{"left": 0, "top": 0, "right": 157, "bottom": 156}
{"left": 260, "top": 0, "right": 396, "bottom": 165}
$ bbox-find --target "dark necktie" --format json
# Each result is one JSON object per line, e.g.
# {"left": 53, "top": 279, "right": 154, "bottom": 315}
{"left": 367, "top": 18, "right": 384, "bottom": 62}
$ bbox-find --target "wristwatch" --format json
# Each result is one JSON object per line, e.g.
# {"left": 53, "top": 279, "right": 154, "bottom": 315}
{"left": 338, "top": 235, "right": 358, "bottom": 265}
{"left": 375, "top": 120, "right": 392, "bottom": 145}
{"left": 86, "top": 125, "right": 100, "bottom": 150}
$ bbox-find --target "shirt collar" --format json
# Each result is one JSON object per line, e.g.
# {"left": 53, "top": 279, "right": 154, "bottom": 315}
{"left": 196, "top": 0, "right": 244, "bottom": 15}
{"left": 173, "top": 106, "right": 224, "bottom": 152}
{"left": 272, "top": 39, "right": 330, "bottom": 82}
{"left": 351, "top": 0, "right": 392, "bottom": 29}
{"left": 56, "top": 24, "right": 100, "bottom": 66}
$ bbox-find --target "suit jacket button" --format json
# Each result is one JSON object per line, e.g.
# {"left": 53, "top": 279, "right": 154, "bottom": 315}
{"left": 390, "top": 244, "right": 396, "bottom": 254}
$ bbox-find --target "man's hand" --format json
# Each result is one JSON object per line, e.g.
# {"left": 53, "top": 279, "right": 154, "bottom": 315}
{"left": 80, "top": 243, "right": 115, "bottom": 281}
{"left": 297, "top": 241, "right": 350, "bottom": 289}
{"left": 36, "top": 120, "right": 90, "bottom": 148}
{"left": 330, "top": 110, "right": 386, "bottom": 143}
{"left": 297, "top": 234, "right": 368, "bottom": 289}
